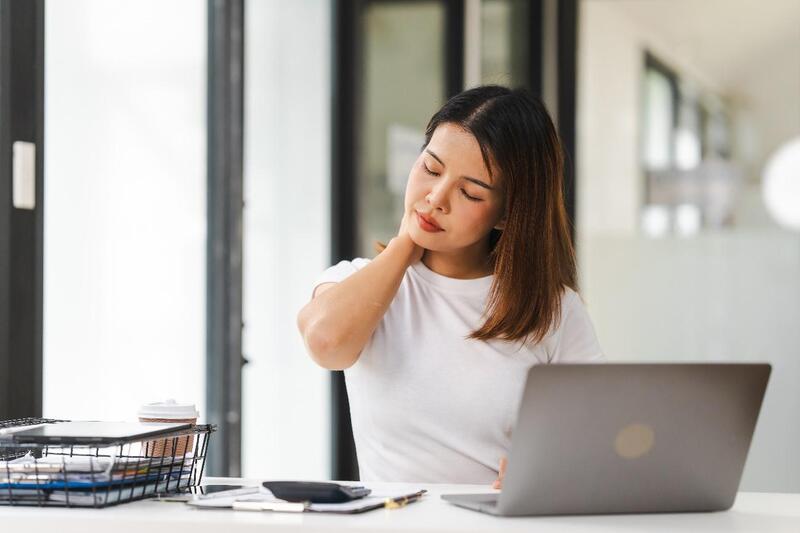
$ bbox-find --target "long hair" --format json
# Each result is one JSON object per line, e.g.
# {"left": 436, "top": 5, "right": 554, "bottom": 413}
{"left": 424, "top": 85, "right": 578, "bottom": 344}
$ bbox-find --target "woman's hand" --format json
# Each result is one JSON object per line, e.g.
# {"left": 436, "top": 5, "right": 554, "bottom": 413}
{"left": 492, "top": 456, "right": 507, "bottom": 489}
{"left": 388, "top": 210, "right": 424, "bottom": 265}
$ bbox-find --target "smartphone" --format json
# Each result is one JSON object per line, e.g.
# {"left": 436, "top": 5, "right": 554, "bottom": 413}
{"left": 155, "top": 485, "right": 256, "bottom": 503}
{"left": 198, "top": 485, "right": 248, "bottom": 496}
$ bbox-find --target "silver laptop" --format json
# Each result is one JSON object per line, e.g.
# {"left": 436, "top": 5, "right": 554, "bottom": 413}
{"left": 441, "top": 363, "right": 771, "bottom": 516}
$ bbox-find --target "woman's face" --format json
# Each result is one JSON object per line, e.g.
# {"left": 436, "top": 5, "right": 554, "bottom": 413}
{"left": 405, "top": 123, "right": 505, "bottom": 253}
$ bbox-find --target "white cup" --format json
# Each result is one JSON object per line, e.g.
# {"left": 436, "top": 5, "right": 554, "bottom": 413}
{"left": 138, "top": 400, "right": 199, "bottom": 457}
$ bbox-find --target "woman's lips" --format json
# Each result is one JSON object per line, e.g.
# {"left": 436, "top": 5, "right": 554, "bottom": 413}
{"left": 416, "top": 211, "right": 443, "bottom": 232}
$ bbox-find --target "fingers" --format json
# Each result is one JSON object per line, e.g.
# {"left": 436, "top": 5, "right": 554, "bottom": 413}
{"left": 493, "top": 456, "right": 508, "bottom": 490}
{"left": 398, "top": 209, "right": 414, "bottom": 237}
{"left": 395, "top": 211, "right": 425, "bottom": 264}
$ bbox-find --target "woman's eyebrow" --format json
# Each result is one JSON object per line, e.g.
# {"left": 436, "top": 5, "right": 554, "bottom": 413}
{"left": 425, "top": 148, "right": 446, "bottom": 166}
{"left": 424, "top": 148, "right": 494, "bottom": 190}
{"left": 464, "top": 176, "right": 494, "bottom": 190}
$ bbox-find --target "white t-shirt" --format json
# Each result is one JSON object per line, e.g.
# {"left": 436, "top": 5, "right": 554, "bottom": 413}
{"left": 313, "top": 258, "right": 604, "bottom": 484}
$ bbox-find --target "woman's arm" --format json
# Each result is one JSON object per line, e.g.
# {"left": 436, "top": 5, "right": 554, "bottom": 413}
{"left": 297, "top": 217, "right": 423, "bottom": 370}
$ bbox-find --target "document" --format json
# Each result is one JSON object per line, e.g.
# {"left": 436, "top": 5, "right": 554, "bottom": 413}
{"left": 187, "top": 486, "right": 427, "bottom": 514}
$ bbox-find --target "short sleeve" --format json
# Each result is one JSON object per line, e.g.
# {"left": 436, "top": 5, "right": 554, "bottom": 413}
{"left": 311, "top": 258, "right": 372, "bottom": 297}
{"left": 547, "top": 289, "right": 605, "bottom": 363}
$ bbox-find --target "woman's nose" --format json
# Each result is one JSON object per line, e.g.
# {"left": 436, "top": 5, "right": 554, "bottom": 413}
{"left": 426, "top": 181, "right": 451, "bottom": 213}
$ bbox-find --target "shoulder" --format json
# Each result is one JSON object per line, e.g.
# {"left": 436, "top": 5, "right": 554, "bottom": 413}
{"left": 312, "top": 257, "right": 373, "bottom": 291}
{"left": 351, "top": 257, "right": 372, "bottom": 270}
{"left": 545, "top": 286, "right": 605, "bottom": 363}
{"left": 554, "top": 286, "right": 591, "bottom": 333}
{"left": 322, "top": 257, "right": 372, "bottom": 277}
{"left": 329, "top": 257, "right": 372, "bottom": 270}
{"left": 559, "top": 286, "right": 583, "bottom": 316}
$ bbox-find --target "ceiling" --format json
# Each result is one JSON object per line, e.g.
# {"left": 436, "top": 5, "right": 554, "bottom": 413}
{"left": 590, "top": 0, "right": 800, "bottom": 87}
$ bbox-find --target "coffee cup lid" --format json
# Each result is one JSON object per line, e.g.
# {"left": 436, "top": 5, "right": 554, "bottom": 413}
{"left": 138, "top": 399, "right": 199, "bottom": 419}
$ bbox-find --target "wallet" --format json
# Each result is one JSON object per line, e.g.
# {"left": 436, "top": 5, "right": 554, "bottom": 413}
{"left": 261, "top": 481, "right": 372, "bottom": 503}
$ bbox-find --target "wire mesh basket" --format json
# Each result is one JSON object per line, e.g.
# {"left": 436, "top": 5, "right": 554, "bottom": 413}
{"left": 0, "top": 418, "right": 214, "bottom": 508}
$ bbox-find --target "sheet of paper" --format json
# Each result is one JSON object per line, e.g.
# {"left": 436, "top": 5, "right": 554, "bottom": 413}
{"left": 307, "top": 496, "right": 386, "bottom": 512}
{"left": 188, "top": 487, "right": 426, "bottom": 513}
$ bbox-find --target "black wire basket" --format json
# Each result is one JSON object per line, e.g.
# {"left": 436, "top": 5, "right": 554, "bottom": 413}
{"left": 0, "top": 418, "right": 214, "bottom": 508}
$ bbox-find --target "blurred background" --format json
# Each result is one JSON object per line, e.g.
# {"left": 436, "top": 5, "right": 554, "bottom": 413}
{"left": 0, "top": 0, "right": 797, "bottom": 492}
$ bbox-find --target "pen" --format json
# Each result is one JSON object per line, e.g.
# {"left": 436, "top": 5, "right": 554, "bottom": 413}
{"left": 384, "top": 490, "right": 427, "bottom": 509}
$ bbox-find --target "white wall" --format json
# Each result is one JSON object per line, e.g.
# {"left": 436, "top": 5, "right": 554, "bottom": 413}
{"left": 43, "top": 2, "right": 207, "bottom": 421}
{"left": 578, "top": 1, "right": 800, "bottom": 492}
{"left": 241, "top": 0, "right": 331, "bottom": 480}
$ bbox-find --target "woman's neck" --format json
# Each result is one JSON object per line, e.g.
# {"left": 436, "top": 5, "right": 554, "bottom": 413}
{"left": 421, "top": 246, "right": 493, "bottom": 280}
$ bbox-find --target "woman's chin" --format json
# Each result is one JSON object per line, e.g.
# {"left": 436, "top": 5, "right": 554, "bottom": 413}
{"left": 411, "top": 238, "right": 449, "bottom": 255}
{"left": 409, "top": 227, "right": 437, "bottom": 248}
{"left": 409, "top": 236, "right": 428, "bottom": 252}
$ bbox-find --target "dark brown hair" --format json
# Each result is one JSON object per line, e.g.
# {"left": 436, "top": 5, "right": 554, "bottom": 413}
{"left": 423, "top": 85, "right": 578, "bottom": 344}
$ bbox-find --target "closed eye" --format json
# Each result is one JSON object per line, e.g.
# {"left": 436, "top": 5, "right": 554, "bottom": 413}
{"left": 423, "top": 163, "right": 440, "bottom": 177}
{"left": 460, "top": 189, "right": 482, "bottom": 202}
{"left": 424, "top": 162, "right": 482, "bottom": 201}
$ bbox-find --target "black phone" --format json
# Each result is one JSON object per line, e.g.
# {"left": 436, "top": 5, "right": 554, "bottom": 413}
{"left": 199, "top": 485, "right": 247, "bottom": 496}
{"left": 262, "top": 481, "right": 371, "bottom": 503}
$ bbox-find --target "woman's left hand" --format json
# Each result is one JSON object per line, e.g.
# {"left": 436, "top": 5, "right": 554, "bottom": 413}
{"left": 492, "top": 456, "right": 507, "bottom": 489}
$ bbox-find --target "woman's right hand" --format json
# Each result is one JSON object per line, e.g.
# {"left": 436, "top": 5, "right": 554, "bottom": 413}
{"left": 389, "top": 210, "right": 424, "bottom": 265}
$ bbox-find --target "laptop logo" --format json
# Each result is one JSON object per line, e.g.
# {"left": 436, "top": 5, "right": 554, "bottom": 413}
{"left": 614, "top": 423, "right": 655, "bottom": 459}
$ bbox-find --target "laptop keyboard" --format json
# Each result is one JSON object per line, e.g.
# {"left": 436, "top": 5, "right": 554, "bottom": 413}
{"left": 0, "top": 418, "right": 69, "bottom": 459}
{"left": 0, "top": 417, "right": 69, "bottom": 429}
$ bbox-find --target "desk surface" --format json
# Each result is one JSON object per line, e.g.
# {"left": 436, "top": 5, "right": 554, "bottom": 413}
{"left": 2, "top": 477, "right": 799, "bottom": 533}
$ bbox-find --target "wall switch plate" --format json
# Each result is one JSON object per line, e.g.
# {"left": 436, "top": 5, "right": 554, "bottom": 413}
{"left": 13, "top": 141, "right": 36, "bottom": 210}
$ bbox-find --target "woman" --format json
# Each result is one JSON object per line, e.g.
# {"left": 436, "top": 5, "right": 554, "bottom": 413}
{"left": 297, "top": 85, "right": 604, "bottom": 488}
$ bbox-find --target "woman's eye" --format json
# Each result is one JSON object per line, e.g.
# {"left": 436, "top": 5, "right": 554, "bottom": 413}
{"left": 460, "top": 188, "right": 482, "bottom": 202}
{"left": 423, "top": 164, "right": 439, "bottom": 177}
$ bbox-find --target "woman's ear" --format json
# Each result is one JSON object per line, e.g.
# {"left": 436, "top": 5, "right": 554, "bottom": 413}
{"left": 494, "top": 217, "right": 506, "bottom": 231}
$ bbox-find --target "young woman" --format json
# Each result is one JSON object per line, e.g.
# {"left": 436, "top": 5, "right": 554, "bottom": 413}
{"left": 297, "top": 85, "right": 604, "bottom": 487}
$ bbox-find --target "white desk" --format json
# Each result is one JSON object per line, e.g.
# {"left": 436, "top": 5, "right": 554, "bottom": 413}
{"left": 2, "top": 477, "right": 799, "bottom": 533}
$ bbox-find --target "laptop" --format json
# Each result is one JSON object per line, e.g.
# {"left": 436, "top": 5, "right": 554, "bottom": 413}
{"left": 0, "top": 421, "right": 192, "bottom": 446}
{"left": 441, "top": 363, "right": 771, "bottom": 516}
